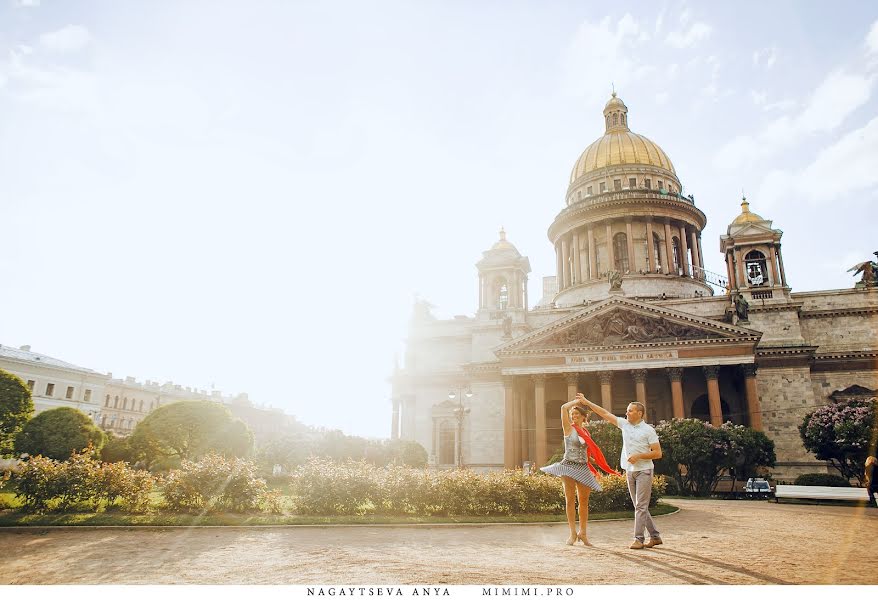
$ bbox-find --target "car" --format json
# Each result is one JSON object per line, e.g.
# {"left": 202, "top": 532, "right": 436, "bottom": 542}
{"left": 744, "top": 478, "right": 773, "bottom": 497}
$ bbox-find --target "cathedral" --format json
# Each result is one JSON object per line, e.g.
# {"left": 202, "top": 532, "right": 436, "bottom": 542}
{"left": 390, "top": 93, "right": 878, "bottom": 480}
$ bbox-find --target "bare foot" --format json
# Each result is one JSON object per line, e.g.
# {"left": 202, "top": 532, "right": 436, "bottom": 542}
{"left": 578, "top": 533, "right": 593, "bottom": 547}
{"left": 566, "top": 533, "right": 577, "bottom": 545}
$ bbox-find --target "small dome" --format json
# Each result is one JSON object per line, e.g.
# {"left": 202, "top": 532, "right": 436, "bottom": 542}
{"left": 604, "top": 91, "right": 627, "bottom": 112}
{"left": 490, "top": 227, "right": 520, "bottom": 253}
{"left": 731, "top": 197, "right": 764, "bottom": 225}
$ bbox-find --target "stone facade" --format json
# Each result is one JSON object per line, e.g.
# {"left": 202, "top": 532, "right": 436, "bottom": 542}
{"left": 391, "top": 95, "right": 878, "bottom": 479}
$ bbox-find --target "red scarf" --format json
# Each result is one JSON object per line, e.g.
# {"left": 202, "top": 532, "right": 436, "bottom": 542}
{"left": 571, "top": 423, "right": 621, "bottom": 477}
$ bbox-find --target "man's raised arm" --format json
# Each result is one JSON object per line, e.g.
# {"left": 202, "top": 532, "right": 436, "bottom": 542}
{"left": 575, "top": 393, "right": 618, "bottom": 426}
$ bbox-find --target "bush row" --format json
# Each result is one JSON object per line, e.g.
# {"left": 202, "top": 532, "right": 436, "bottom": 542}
{"left": 11, "top": 451, "right": 280, "bottom": 514}
{"left": 289, "top": 458, "right": 666, "bottom": 516}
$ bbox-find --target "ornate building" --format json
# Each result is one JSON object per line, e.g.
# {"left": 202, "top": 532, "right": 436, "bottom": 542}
{"left": 391, "top": 94, "right": 878, "bottom": 479}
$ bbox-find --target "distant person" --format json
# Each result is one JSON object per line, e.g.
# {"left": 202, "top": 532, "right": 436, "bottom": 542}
{"left": 540, "top": 396, "right": 619, "bottom": 546}
{"left": 578, "top": 393, "right": 663, "bottom": 549}
{"left": 866, "top": 455, "right": 878, "bottom": 508}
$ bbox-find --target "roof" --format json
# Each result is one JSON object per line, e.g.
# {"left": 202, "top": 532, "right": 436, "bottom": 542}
{"left": 0, "top": 344, "right": 96, "bottom": 374}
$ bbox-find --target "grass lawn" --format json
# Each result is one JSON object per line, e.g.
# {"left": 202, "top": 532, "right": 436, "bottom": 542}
{"left": 0, "top": 501, "right": 678, "bottom": 527}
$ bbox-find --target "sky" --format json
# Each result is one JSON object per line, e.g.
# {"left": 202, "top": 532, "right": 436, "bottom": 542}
{"left": 1, "top": 1, "right": 877, "bottom": 439}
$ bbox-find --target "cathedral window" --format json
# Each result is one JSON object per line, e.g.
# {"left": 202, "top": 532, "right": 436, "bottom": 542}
{"left": 622, "top": 114, "right": 626, "bottom": 126}
{"left": 139, "top": 399, "right": 144, "bottom": 412}
{"left": 613, "top": 232, "right": 630, "bottom": 273}
{"left": 629, "top": 177, "right": 636, "bottom": 188}
{"left": 658, "top": 180, "right": 664, "bottom": 190}
{"left": 498, "top": 280, "right": 509, "bottom": 310}
{"left": 599, "top": 182, "right": 606, "bottom": 193}
{"left": 438, "top": 421, "right": 455, "bottom": 465}
{"left": 123, "top": 397, "right": 128, "bottom": 410}
{"left": 114, "top": 395, "right": 119, "bottom": 408}
{"left": 614, "top": 179, "right": 621, "bottom": 191}
{"left": 586, "top": 186, "right": 593, "bottom": 195}
{"left": 101, "top": 415, "right": 107, "bottom": 427}
{"left": 644, "top": 179, "right": 651, "bottom": 189}
{"left": 606, "top": 116, "right": 610, "bottom": 129}
{"left": 613, "top": 114, "right": 618, "bottom": 126}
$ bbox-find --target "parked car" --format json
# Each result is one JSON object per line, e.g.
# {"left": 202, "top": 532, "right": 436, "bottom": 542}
{"left": 744, "top": 478, "right": 773, "bottom": 497}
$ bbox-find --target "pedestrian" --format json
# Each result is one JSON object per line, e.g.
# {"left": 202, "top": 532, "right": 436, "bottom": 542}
{"left": 866, "top": 455, "right": 878, "bottom": 508}
{"left": 577, "top": 393, "right": 663, "bottom": 549}
{"left": 540, "top": 395, "right": 619, "bottom": 546}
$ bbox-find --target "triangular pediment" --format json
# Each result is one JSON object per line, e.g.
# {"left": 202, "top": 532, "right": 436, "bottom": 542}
{"left": 728, "top": 221, "right": 777, "bottom": 238}
{"left": 496, "top": 297, "right": 761, "bottom": 356}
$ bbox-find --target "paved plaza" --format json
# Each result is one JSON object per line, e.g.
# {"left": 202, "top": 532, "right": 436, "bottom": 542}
{"left": 2, "top": 499, "right": 877, "bottom": 585}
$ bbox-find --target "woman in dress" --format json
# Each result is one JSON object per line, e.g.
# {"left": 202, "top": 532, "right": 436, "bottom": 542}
{"left": 540, "top": 395, "right": 619, "bottom": 545}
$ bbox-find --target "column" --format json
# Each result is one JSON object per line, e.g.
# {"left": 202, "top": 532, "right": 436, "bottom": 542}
{"left": 631, "top": 369, "right": 648, "bottom": 418}
{"left": 667, "top": 368, "right": 684, "bottom": 418}
{"left": 572, "top": 232, "right": 581, "bottom": 285}
{"left": 561, "top": 238, "right": 570, "bottom": 289}
{"left": 734, "top": 247, "right": 745, "bottom": 289}
{"left": 725, "top": 253, "right": 734, "bottom": 291}
{"left": 776, "top": 244, "right": 788, "bottom": 288}
{"left": 697, "top": 234, "right": 705, "bottom": 276}
{"left": 523, "top": 274, "right": 529, "bottom": 310}
{"left": 741, "top": 364, "right": 763, "bottom": 431}
{"left": 518, "top": 384, "right": 528, "bottom": 464}
{"left": 679, "top": 224, "right": 691, "bottom": 277}
{"left": 511, "top": 379, "right": 522, "bottom": 467}
{"left": 625, "top": 218, "right": 635, "bottom": 273}
{"left": 503, "top": 378, "right": 515, "bottom": 468}
{"left": 391, "top": 397, "right": 400, "bottom": 440}
{"left": 663, "top": 219, "right": 674, "bottom": 275}
{"left": 598, "top": 371, "right": 614, "bottom": 412}
{"left": 690, "top": 229, "right": 701, "bottom": 275}
{"left": 764, "top": 244, "right": 778, "bottom": 286}
{"left": 606, "top": 222, "right": 615, "bottom": 273}
{"left": 533, "top": 374, "right": 548, "bottom": 466}
{"left": 646, "top": 218, "right": 656, "bottom": 273}
{"left": 703, "top": 365, "right": 723, "bottom": 427}
{"left": 565, "top": 373, "right": 579, "bottom": 404}
{"left": 556, "top": 242, "right": 563, "bottom": 290}
{"left": 587, "top": 227, "right": 596, "bottom": 280}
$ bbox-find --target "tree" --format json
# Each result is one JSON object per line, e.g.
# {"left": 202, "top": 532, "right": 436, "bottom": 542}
{"left": 799, "top": 397, "right": 877, "bottom": 485}
{"left": 14, "top": 407, "right": 106, "bottom": 460}
{"left": 100, "top": 432, "right": 133, "bottom": 463}
{"left": 128, "top": 400, "right": 254, "bottom": 469}
{"left": 722, "top": 422, "right": 776, "bottom": 480}
{"left": 380, "top": 439, "right": 428, "bottom": 467}
{"left": 0, "top": 369, "right": 34, "bottom": 456}
{"left": 654, "top": 419, "right": 731, "bottom": 496}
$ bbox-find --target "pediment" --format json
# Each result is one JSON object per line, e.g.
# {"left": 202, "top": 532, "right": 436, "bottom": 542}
{"left": 729, "top": 222, "right": 777, "bottom": 237}
{"left": 496, "top": 297, "right": 760, "bottom": 356}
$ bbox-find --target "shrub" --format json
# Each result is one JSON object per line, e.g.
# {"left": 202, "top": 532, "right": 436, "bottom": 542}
{"left": 54, "top": 449, "right": 101, "bottom": 510}
{"left": 14, "top": 407, "right": 106, "bottom": 461}
{"left": 97, "top": 460, "right": 156, "bottom": 513}
{"left": 799, "top": 397, "right": 877, "bottom": 485}
{"left": 794, "top": 473, "right": 852, "bottom": 487}
{"left": 100, "top": 434, "right": 133, "bottom": 464}
{"left": 13, "top": 454, "right": 63, "bottom": 512}
{"left": 162, "top": 453, "right": 270, "bottom": 512}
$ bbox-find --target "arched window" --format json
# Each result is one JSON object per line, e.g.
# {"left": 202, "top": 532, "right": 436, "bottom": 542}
{"left": 497, "top": 279, "right": 509, "bottom": 310}
{"left": 105, "top": 394, "right": 110, "bottom": 407}
{"left": 621, "top": 114, "right": 626, "bottom": 126}
{"left": 101, "top": 415, "right": 107, "bottom": 427}
{"left": 613, "top": 232, "right": 629, "bottom": 273}
{"left": 606, "top": 115, "right": 611, "bottom": 129}
{"left": 139, "top": 399, "right": 144, "bottom": 412}
{"left": 122, "top": 397, "right": 128, "bottom": 411}
{"left": 438, "top": 421, "right": 455, "bottom": 466}
{"left": 613, "top": 114, "right": 618, "bottom": 126}
{"left": 744, "top": 250, "right": 768, "bottom": 286}
{"left": 109, "top": 417, "right": 116, "bottom": 428}
{"left": 114, "top": 396, "right": 119, "bottom": 409}
{"left": 653, "top": 233, "right": 663, "bottom": 272}
{"left": 672, "top": 237, "right": 682, "bottom": 274}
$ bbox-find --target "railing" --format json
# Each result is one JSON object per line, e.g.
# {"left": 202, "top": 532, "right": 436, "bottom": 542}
{"left": 565, "top": 189, "right": 697, "bottom": 211}
{"left": 691, "top": 265, "right": 729, "bottom": 294}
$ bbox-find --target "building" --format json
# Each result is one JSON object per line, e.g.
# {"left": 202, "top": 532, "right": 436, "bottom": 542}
{"left": 0, "top": 344, "right": 107, "bottom": 423}
{"left": 390, "top": 93, "right": 878, "bottom": 479}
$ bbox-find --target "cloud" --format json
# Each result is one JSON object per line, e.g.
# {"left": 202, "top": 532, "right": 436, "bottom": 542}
{"left": 867, "top": 20, "right": 878, "bottom": 55}
{"left": 39, "top": 25, "right": 92, "bottom": 53}
{"left": 752, "top": 46, "right": 778, "bottom": 70}
{"left": 13, "top": 0, "right": 40, "bottom": 6}
{"left": 750, "top": 90, "right": 767, "bottom": 106}
{"left": 757, "top": 115, "right": 878, "bottom": 205}
{"left": 714, "top": 69, "right": 874, "bottom": 169}
{"left": 665, "top": 22, "right": 712, "bottom": 48}
{"left": 563, "top": 14, "right": 651, "bottom": 104}
{"left": 2, "top": 49, "right": 98, "bottom": 111}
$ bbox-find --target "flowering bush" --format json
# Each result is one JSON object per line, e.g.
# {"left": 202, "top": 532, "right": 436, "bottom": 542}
{"left": 289, "top": 458, "right": 665, "bottom": 516}
{"left": 162, "top": 453, "right": 271, "bottom": 512}
{"left": 799, "top": 397, "right": 877, "bottom": 485}
{"left": 14, "top": 454, "right": 63, "bottom": 512}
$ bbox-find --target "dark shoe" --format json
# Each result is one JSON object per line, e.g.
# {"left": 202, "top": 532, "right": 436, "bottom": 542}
{"left": 644, "top": 537, "right": 663, "bottom": 548}
{"left": 629, "top": 540, "right": 644, "bottom": 549}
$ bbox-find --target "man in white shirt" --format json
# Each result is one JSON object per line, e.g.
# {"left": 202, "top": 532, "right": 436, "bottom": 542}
{"left": 577, "top": 393, "right": 663, "bottom": 549}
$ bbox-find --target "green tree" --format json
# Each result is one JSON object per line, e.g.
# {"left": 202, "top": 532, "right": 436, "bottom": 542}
{"left": 0, "top": 369, "right": 34, "bottom": 456}
{"left": 128, "top": 400, "right": 254, "bottom": 469}
{"left": 722, "top": 422, "right": 776, "bottom": 479}
{"left": 380, "top": 439, "right": 428, "bottom": 467}
{"left": 799, "top": 397, "right": 877, "bottom": 484}
{"left": 14, "top": 407, "right": 106, "bottom": 460}
{"left": 654, "top": 419, "right": 731, "bottom": 496}
{"left": 100, "top": 432, "right": 133, "bottom": 463}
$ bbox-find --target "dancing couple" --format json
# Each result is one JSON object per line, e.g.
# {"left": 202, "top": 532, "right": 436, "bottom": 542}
{"left": 540, "top": 392, "right": 664, "bottom": 549}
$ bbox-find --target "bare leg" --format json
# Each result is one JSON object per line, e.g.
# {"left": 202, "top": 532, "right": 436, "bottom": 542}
{"left": 575, "top": 482, "right": 593, "bottom": 546}
{"left": 561, "top": 476, "right": 577, "bottom": 544}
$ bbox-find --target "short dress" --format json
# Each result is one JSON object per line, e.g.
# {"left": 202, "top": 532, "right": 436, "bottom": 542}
{"left": 539, "top": 430, "right": 603, "bottom": 491}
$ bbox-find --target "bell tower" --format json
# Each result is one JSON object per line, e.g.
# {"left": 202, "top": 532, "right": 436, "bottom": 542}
{"left": 720, "top": 196, "right": 790, "bottom": 301}
{"left": 476, "top": 228, "right": 531, "bottom": 325}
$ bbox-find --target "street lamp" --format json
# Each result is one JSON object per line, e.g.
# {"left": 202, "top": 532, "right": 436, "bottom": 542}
{"left": 448, "top": 386, "right": 473, "bottom": 468}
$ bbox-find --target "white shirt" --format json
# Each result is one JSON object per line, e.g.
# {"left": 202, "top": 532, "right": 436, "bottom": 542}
{"left": 617, "top": 416, "right": 659, "bottom": 472}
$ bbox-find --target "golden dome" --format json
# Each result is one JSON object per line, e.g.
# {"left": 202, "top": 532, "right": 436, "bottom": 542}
{"left": 490, "top": 227, "right": 518, "bottom": 252}
{"left": 569, "top": 93, "right": 676, "bottom": 185}
{"left": 731, "top": 196, "right": 764, "bottom": 225}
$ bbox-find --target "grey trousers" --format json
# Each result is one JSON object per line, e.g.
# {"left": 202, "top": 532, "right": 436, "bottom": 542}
{"left": 626, "top": 468, "right": 660, "bottom": 542}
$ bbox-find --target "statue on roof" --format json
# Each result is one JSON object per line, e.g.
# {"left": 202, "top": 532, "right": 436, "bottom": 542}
{"left": 608, "top": 270, "right": 623, "bottom": 291}
{"left": 848, "top": 252, "right": 878, "bottom": 288}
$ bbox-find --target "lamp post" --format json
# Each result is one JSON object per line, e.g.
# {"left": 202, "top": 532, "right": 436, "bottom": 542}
{"left": 448, "top": 386, "right": 473, "bottom": 468}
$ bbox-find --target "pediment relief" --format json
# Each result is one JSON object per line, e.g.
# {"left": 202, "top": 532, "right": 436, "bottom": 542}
{"left": 728, "top": 222, "right": 778, "bottom": 238}
{"left": 497, "top": 297, "right": 760, "bottom": 355}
